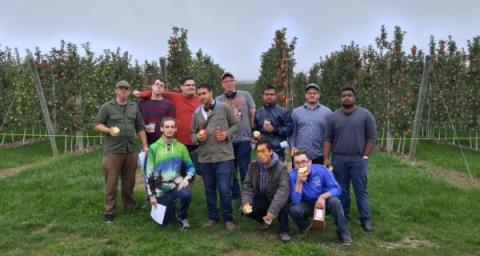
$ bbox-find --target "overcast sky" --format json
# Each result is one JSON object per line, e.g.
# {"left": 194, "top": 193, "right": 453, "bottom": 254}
{"left": 1, "top": 0, "right": 479, "bottom": 80}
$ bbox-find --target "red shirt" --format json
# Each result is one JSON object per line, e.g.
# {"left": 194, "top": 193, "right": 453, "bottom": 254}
{"left": 139, "top": 90, "right": 200, "bottom": 145}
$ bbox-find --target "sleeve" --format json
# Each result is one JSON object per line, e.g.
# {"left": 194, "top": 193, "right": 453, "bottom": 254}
{"left": 252, "top": 111, "right": 261, "bottom": 132}
{"left": 139, "top": 90, "right": 152, "bottom": 99}
{"left": 324, "top": 113, "right": 334, "bottom": 142}
{"left": 246, "top": 92, "right": 256, "bottom": 109}
{"left": 94, "top": 105, "right": 109, "bottom": 126}
{"left": 190, "top": 112, "right": 200, "bottom": 145}
{"left": 268, "top": 165, "right": 290, "bottom": 217}
{"left": 289, "top": 171, "right": 302, "bottom": 205}
{"left": 225, "top": 105, "right": 240, "bottom": 141}
{"left": 288, "top": 111, "right": 298, "bottom": 147}
{"left": 168, "top": 101, "right": 176, "bottom": 118}
{"left": 365, "top": 110, "right": 377, "bottom": 144}
{"left": 182, "top": 145, "right": 195, "bottom": 177}
{"left": 273, "top": 109, "right": 293, "bottom": 137}
{"left": 135, "top": 105, "right": 145, "bottom": 133}
{"left": 241, "top": 163, "right": 256, "bottom": 205}
{"left": 145, "top": 146, "right": 156, "bottom": 196}
{"left": 324, "top": 169, "right": 342, "bottom": 197}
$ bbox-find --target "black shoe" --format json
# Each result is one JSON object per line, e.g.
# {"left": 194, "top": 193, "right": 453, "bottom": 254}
{"left": 338, "top": 231, "right": 353, "bottom": 246}
{"left": 361, "top": 220, "right": 374, "bottom": 232}
{"left": 103, "top": 214, "right": 115, "bottom": 224}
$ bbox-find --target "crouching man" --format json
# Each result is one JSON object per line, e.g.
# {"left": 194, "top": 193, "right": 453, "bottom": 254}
{"left": 241, "top": 139, "right": 291, "bottom": 242}
{"left": 146, "top": 117, "right": 195, "bottom": 230}
{"left": 289, "top": 150, "right": 352, "bottom": 245}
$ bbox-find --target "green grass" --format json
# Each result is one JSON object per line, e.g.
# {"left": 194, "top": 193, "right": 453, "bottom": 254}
{"left": 1, "top": 149, "right": 479, "bottom": 255}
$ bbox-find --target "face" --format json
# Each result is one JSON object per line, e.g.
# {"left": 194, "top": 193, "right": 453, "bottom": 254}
{"left": 180, "top": 79, "right": 196, "bottom": 97}
{"left": 263, "top": 89, "right": 277, "bottom": 105}
{"left": 305, "top": 88, "right": 320, "bottom": 104}
{"left": 196, "top": 87, "right": 213, "bottom": 105}
{"left": 160, "top": 120, "right": 177, "bottom": 138}
{"left": 221, "top": 76, "right": 236, "bottom": 92}
{"left": 293, "top": 154, "right": 312, "bottom": 173}
{"left": 340, "top": 90, "right": 356, "bottom": 108}
{"left": 256, "top": 143, "right": 272, "bottom": 165}
{"left": 115, "top": 86, "right": 131, "bottom": 100}
{"left": 151, "top": 80, "right": 165, "bottom": 95}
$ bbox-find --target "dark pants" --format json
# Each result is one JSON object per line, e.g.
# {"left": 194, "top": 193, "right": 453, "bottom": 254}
{"left": 156, "top": 188, "right": 192, "bottom": 225}
{"left": 245, "top": 195, "right": 289, "bottom": 233}
{"left": 200, "top": 160, "right": 233, "bottom": 222}
{"left": 333, "top": 158, "right": 371, "bottom": 222}
{"left": 102, "top": 152, "right": 137, "bottom": 215}
{"left": 288, "top": 197, "right": 348, "bottom": 234}
{"left": 232, "top": 141, "right": 252, "bottom": 200}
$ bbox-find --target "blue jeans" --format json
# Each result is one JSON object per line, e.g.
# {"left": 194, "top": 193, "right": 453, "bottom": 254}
{"left": 288, "top": 197, "right": 348, "bottom": 234}
{"left": 244, "top": 195, "right": 289, "bottom": 233}
{"left": 332, "top": 158, "right": 371, "bottom": 222}
{"left": 200, "top": 160, "right": 233, "bottom": 222}
{"left": 156, "top": 188, "right": 192, "bottom": 225}
{"left": 231, "top": 141, "right": 252, "bottom": 200}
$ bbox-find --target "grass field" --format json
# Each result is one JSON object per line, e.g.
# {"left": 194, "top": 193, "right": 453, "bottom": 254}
{"left": 1, "top": 142, "right": 480, "bottom": 255}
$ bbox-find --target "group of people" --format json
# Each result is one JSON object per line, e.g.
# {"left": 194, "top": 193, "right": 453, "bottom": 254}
{"left": 94, "top": 72, "right": 377, "bottom": 246}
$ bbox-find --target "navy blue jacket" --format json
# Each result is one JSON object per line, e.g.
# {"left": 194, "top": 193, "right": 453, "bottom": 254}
{"left": 253, "top": 103, "right": 293, "bottom": 152}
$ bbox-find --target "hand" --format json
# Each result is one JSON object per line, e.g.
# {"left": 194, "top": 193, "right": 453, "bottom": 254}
{"left": 323, "top": 158, "right": 331, "bottom": 167}
{"left": 263, "top": 122, "right": 274, "bottom": 133}
{"left": 242, "top": 203, "right": 252, "bottom": 215}
{"left": 315, "top": 197, "right": 326, "bottom": 209}
{"left": 291, "top": 147, "right": 299, "bottom": 156}
{"left": 150, "top": 196, "right": 157, "bottom": 208}
{"left": 197, "top": 133, "right": 207, "bottom": 142}
{"left": 215, "top": 131, "right": 227, "bottom": 142}
{"left": 177, "top": 179, "right": 189, "bottom": 190}
{"left": 297, "top": 171, "right": 308, "bottom": 183}
{"left": 263, "top": 212, "right": 275, "bottom": 225}
{"left": 133, "top": 90, "right": 141, "bottom": 97}
{"left": 143, "top": 145, "right": 149, "bottom": 154}
{"left": 145, "top": 125, "right": 155, "bottom": 133}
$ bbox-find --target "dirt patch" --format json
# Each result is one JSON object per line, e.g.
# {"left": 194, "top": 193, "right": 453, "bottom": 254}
{"left": 395, "top": 155, "right": 480, "bottom": 189}
{"left": 32, "top": 220, "right": 56, "bottom": 235}
{"left": 378, "top": 236, "right": 435, "bottom": 250}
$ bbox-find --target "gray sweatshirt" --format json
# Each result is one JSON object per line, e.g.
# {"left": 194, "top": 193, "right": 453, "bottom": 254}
{"left": 324, "top": 106, "right": 377, "bottom": 161}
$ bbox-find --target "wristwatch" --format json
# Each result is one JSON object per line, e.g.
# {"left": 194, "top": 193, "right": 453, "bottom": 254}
{"left": 362, "top": 155, "right": 369, "bottom": 160}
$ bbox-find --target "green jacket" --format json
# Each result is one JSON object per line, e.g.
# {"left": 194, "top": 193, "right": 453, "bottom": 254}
{"left": 95, "top": 99, "right": 145, "bottom": 154}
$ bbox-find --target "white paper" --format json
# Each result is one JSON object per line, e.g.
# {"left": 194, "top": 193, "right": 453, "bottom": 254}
{"left": 150, "top": 204, "right": 167, "bottom": 225}
{"left": 280, "top": 140, "right": 289, "bottom": 149}
{"left": 314, "top": 209, "right": 325, "bottom": 221}
{"left": 138, "top": 151, "right": 146, "bottom": 170}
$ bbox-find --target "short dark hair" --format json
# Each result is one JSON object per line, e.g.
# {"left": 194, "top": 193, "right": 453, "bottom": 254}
{"left": 263, "top": 85, "right": 277, "bottom": 94}
{"left": 196, "top": 82, "right": 212, "bottom": 92}
{"left": 292, "top": 150, "right": 310, "bottom": 161}
{"left": 161, "top": 117, "right": 176, "bottom": 127}
{"left": 180, "top": 76, "right": 194, "bottom": 85}
{"left": 256, "top": 139, "right": 273, "bottom": 151}
{"left": 340, "top": 85, "right": 356, "bottom": 96}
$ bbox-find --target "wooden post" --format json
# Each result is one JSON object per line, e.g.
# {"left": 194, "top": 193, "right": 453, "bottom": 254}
{"left": 64, "top": 134, "right": 68, "bottom": 153}
{"left": 409, "top": 56, "right": 431, "bottom": 161}
{"left": 31, "top": 60, "right": 59, "bottom": 156}
{"left": 22, "top": 127, "right": 27, "bottom": 144}
{"left": 476, "top": 129, "right": 478, "bottom": 150}
{"left": 402, "top": 132, "right": 406, "bottom": 155}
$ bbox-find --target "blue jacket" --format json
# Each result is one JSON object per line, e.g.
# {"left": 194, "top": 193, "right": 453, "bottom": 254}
{"left": 253, "top": 103, "right": 293, "bottom": 152}
{"left": 289, "top": 164, "right": 342, "bottom": 205}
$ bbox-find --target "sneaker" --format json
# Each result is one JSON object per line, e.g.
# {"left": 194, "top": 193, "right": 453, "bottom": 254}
{"left": 258, "top": 222, "right": 270, "bottom": 231}
{"left": 361, "top": 220, "right": 374, "bottom": 232}
{"left": 225, "top": 221, "right": 235, "bottom": 232}
{"left": 338, "top": 231, "right": 353, "bottom": 246}
{"left": 298, "top": 222, "right": 312, "bottom": 237}
{"left": 179, "top": 219, "right": 190, "bottom": 230}
{"left": 103, "top": 214, "right": 115, "bottom": 224}
{"left": 279, "top": 232, "right": 291, "bottom": 242}
{"left": 203, "top": 219, "right": 218, "bottom": 228}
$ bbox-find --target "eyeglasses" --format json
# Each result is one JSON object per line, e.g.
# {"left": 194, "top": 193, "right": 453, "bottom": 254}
{"left": 294, "top": 160, "right": 309, "bottom": 166}
{"left": 222, "top": 80, "right": 235, "bottom": 83}
{"left": 182, "top": 84, "right": 195, "bottom": 87}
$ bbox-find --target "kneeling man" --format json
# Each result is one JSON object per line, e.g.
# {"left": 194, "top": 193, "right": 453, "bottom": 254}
{"left": 146, "top": 117, "right": 195, "bottom": 230}
{"left": 241, "top": 139, "right": 291, "bottom": 242}
{"left": 289, "top": 150, "right": 352, "bottom": 245}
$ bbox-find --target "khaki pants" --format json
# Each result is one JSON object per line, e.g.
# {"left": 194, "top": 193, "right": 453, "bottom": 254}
{"left": 102, "top": 152, "right": 138, "bottom": 215}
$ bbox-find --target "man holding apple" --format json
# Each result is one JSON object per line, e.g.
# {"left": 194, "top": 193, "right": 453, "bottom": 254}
{"left": 94, "top": 80, "right": 148, "bottom": 224}
{"left": 191, "top": 82, "right": 239, "bottom": 231}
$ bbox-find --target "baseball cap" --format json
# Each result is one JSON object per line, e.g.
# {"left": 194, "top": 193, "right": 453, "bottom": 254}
{"left": 221, "top": 72, "right": 235, "bottom": 80}
{"left": 305, "top": 83, "right": 320, "bottom": 92}
{"left": 115, "top": 80, "right": 130, "bottom": 89}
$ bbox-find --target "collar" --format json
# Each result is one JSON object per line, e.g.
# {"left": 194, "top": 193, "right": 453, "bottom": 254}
{"left": 303, "top": 102, "right": 320, "bottom": 110}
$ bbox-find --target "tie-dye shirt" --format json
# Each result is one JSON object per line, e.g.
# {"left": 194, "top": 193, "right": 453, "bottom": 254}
{"left": 145, "top": 138, "right": 195, "bottom": 196}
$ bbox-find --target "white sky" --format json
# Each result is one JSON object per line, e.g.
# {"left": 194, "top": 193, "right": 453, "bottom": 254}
{"left": 1, "top": 0, "right": 479, "bottom": 80}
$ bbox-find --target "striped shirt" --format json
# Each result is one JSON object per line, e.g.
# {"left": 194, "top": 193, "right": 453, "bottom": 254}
{"left": 138, "top": 98, "right": 175, "bottom": 145}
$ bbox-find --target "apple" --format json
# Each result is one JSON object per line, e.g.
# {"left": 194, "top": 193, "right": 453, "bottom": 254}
{"left": 111, "top": 126, "right": 120, "bottom": 136}
{"left": 253, "top": 130, "right": 261, "bottom": 139}
{"left": 298, "top": 166, "right": 308, "bottom": 175}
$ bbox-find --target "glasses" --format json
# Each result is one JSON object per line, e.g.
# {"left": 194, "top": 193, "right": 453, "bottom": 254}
{"left": 222, "top": 79, "right": 235, "bottom": 83}
{"left": 294, "top": 160, "right": 309, "bottom": 166}
{"left": 182, "top": 84, "right": 195, "bottom": 87}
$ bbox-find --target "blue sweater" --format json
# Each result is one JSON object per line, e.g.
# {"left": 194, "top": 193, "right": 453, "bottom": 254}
{"left": 289, "top": 164, "right": 342, "bottom": 205}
